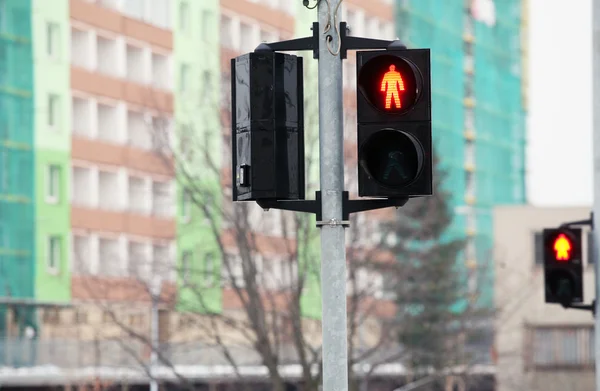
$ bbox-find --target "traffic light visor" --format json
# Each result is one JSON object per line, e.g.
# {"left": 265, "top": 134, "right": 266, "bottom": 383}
{"left": 358, "top": 54, "right": 421, "bottom": 114}
{"left": 359, "top": 129, "right": 424, "bottom": 189}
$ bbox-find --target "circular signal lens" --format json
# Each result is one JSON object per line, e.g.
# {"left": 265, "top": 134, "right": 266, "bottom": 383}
{"left": 546, "top": 270, "right": 576, "bottom": 303}
{"left": 358, "top": 54, "right": 422, "bottom": 114}
{"left": 359, "top": 129, "right": 424, "bottom": 189}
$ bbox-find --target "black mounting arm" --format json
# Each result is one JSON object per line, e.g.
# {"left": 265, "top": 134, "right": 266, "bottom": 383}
{"left": 342, "top": 192, "right": 408, "bottom": 221}
{"left": 256, "top": 191, "right": 408, "bottom": 228}
{"left": 561, "top": 300, "right": 596, "bottom": 317}
{"left": 254, "top": 22, "right": 320, "bottom": 59}
{"left": 257, "top": 192, "right": 323, "bottom": 222}
{"left": 339, "top": 22, "right": 407, "bottom": 59}
{"left": 253, "top": 22, "right": 407, "bottom": 60}
{"left": 559, "top": 212, "right": 594, "bottom": 229}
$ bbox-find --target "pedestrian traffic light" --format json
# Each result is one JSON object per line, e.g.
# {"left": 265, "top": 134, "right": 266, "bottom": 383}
{"left": 356, "top": 49, "right": 432, "bottom": 198}
{"left": 543, "top": 228, "right": 584, "bottom": 305}
{"left": 231, "top": 52, "right": 305, "bottom": 201}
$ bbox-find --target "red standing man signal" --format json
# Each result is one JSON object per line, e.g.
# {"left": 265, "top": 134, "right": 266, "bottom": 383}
{"left": 381, "top": 64, "right": 405, "bottom": 109}
{"left": 553, "top": 233, "right": 572, "bottom": 261}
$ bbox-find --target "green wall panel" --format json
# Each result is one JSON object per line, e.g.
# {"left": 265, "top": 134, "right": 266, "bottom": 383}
{"left": 173, "top": 0, "right": 223, "bottom": 313}
{"left": 34, "top": 150, "right": 70, "bottom": 301}
{"left": 296, "top": 3, "right": 323, "bottom": 320}
{"left": 31, "top": 0, "right": 71, "bottom": 302}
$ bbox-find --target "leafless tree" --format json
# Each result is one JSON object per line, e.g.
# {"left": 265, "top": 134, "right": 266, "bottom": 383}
{"left": 67, "top": 59, "right": 407, "bottom": 391}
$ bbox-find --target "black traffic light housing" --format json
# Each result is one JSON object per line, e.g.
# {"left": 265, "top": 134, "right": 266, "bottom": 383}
{"left": 356, "top": 48, "right": 432, "bottom": 198}
{"left": 231, "top": 52, "right": 305, "bottom": 201}
{"left": 543, "top": 228, "right": 584, "bottom": 305}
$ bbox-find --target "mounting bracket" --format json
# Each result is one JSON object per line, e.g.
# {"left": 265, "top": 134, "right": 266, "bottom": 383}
{"left": 556, "top": 211, "right": 595, "bottom": 317}
{"left": 256, "top": 191, "right": 408, "bottom": 228}
{"left": 250, "top": 21, "right": 411, "bottom": 226}
{"left": 559, "top": 211, "right": 594, "bottom": 230}
{"left": 562, "top": 299, "right": 596, "bottom": 317}
{"left": 339, "top": 22, "right": 407, "bottom": 59}
{"left": 254, "top": 22, "right": 320, "bottom": 58}
{"left": 253, "top": 22, "right": 407, "bottom": 60}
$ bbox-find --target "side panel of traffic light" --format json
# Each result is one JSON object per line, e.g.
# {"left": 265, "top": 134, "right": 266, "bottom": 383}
{"left": 543, "top": 228, "right": 584, "bottom": 304}
{"left": 231, "top": 52, "right": 305, "bottom": 201}
{"left": 356, "top": 49, "right": 432, "bottom": 198}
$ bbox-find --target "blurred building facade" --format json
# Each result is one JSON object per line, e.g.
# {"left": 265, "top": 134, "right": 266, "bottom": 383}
{"left": 0, "top": 0, "right": 407, "bottom": 388}
{"left": 0, "top": 0, "right": 179, "bottom": 337}
{"left": 494, "top": 205, "right": 595, "bottom": 391}
{"left": 394, "top": 0, "right": 528, "bottom": 307}
{"left": 0, "top": 0, "right": 529, "bottom": 388}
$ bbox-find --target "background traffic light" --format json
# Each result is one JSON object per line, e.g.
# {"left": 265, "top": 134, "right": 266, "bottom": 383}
{"left": 543, "top": 227, "right": 583, "bottom": 304}
{"left": 231, "top": 52, "right": 305, "bottom": 201}
{"left": 355, "top": 49, "right": 432, "bottom": 198}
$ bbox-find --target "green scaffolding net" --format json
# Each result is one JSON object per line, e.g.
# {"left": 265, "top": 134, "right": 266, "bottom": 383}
{"left": 473, "top": 1, "right": 526, "bottom": 308}
{"left": 396, "top": 0, "right": 466, "bottom": 240}
{"left": 0, "top": 0, "right": 36, "bottom": 339}
{"left": 397, "top": 0, "right": 526, "bottom": 312}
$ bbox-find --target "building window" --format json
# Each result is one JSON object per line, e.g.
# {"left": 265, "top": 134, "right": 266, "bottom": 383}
{"left": 46, "top": 22, "right": 59, "bottom": 58}
{"left": 528, "top": 326, "right": 594, "bottom": 368}
{"left": 46, "top": 164, "right": 61, "bottom": 203}
{"left": 47, "top": 236, "right": 61, "bottom": 273}
{"left": 220, "top": 15, "right": 234, "bottom": 49}
{"left": 48, "top": 94, "right": 60, "bottom": 129}
{"left": 182, "top": 251, "right": 192, "bottom": 283}
{"left": 123, "top": 0, "right": 145, "bottom": 20}
{"left": 182, "top": 188, "right": 192, "bottom": 222}
{"left": 179, "top": 1, "right": 189, "bottom": 31}
{"left": 204, "top": 253, "right": 215, "bottom": 287}
{"left": 202, "top": 71, "right": 211, "bottom": 103}
{"left": 179, "top": 64, "right": 190, "bottom": 92}
{"left": 201, "top": 9, "right": 212, "bottom": 39}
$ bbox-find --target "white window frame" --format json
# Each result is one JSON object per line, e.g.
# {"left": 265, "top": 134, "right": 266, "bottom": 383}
{"left": 46, "top": 164, "right": 61, "bottom": 204}
{"left": 179, "top": 1, "right": 190, "bottom": 32}
{"left": 179, "top": 63, "right": 190, "bottom": 93}
{"left": 46, "top": 21, "right": 60, "bottom": 59}
{"left": 47, "top": 236, "right": 61, "bottom": 274}
{"left": 201, "top": 9, "right": 212, "bottom": 40}
{"left": 48, "top": 94, "right": 60, "bottom": 130}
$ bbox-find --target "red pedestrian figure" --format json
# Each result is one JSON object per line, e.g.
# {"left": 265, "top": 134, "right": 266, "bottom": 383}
{"left": 380, "top": 64, "right": 405, "bottom": 109}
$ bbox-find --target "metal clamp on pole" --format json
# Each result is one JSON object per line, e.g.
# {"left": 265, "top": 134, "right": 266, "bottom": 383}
{"left": 316, "top": 218, "right": 351, "bottom": 227}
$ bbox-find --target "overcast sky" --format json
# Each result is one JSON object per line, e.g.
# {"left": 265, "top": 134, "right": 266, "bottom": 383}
{"left": 526, "top": 0, "right": 593, "bottom": 206}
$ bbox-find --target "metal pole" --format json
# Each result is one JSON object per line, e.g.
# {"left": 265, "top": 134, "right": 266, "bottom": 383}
{"left": 593, "top": 0, "right": 600, "bottom": 390}
{"left": 317, "top": 1, "right": 349, "bottom": 391}
{"left": 150, "top": 286, "right": 160, "bottom": 391}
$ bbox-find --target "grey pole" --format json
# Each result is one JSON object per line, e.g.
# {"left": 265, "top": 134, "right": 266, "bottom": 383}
{"left": 593, "top": 1, "right": 600, "bottom": 390}
{"left": 149, "top": 278, "right": 162, "bottom": 391}
{"left": 150, "top": 292, "right": 159, "bottom": 391}
{"left": 317, "top": 1, "right": 349, "bottom": 391}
